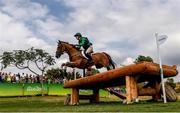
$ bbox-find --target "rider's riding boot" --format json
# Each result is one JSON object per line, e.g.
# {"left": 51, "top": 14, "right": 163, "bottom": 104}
{"left": 88, "top": 59, "right": 93, "bottom": 64}
{"left": 86, "top": 54, "right": 94, "bottom": 64}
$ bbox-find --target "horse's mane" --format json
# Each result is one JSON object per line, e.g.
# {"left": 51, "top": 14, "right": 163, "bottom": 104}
{"left": 59, "top": 41, "right": 79, "bottom": 50}
{"left": 60, "top": 41, "right": 69, "bottom": 44}
{"left": 60, "top": 41, "right": 72, "bottom": 46}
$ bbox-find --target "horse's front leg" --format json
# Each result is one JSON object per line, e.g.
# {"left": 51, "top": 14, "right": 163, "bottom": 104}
{"left": 61, "top": 62, "right": 79, "bottom": 68}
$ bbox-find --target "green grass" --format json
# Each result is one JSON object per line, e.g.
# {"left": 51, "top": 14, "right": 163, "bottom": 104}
{"left": 0, "top": 96, "right": 180, "bottom": 112}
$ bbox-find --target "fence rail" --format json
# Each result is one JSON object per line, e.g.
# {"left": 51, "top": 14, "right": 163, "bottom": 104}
{"left": 0, "top": 83, "right": 109, "bottom": 97}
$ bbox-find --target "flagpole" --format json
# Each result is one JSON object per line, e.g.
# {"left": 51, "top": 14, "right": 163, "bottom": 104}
{"left": 155, "top": 33, "right": 167, "bottom": 103}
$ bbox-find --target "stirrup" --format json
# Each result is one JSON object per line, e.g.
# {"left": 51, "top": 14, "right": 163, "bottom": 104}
{"left": 87, "top": 60, "right": 94, "bottom": 65}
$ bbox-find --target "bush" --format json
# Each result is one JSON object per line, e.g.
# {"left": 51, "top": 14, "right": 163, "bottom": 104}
{"left": 134, "top": 55, "right": 153, "bottom": 63}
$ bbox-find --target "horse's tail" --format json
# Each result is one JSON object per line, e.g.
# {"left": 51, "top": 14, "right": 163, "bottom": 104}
{"left": 103, "top": 52, "right": 116, "bottom": 70}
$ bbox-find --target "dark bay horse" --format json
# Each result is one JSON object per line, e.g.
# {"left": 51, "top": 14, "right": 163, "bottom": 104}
{"left": 56, "top": 40, "right": 116, "bottom": 70}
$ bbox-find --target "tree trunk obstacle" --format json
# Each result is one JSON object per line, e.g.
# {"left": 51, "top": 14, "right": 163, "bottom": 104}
{"left": 63, "top": 62, "right": 178, "bottom": 105}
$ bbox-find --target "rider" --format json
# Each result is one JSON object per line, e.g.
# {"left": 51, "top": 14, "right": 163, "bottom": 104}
{"left": 74, "top": 32, "right": 93, "bottom": 64}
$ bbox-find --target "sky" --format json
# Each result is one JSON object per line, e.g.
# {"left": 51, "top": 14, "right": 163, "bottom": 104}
{"left": 0, "top": 0, "right": 180, "bottom": 81}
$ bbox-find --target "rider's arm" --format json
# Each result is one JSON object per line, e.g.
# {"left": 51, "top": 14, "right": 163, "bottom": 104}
{"left": 76, "top": 37, "right": 86, "bottom": 48}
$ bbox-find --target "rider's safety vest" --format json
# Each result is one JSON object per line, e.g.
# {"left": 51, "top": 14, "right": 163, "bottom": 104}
{"left": 78, "top": 37, "right": 92, "bottom": 50}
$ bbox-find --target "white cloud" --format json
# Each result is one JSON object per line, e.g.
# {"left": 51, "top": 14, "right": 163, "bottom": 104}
{"left": 33, "top": 17, "right": 66, "bottom": 42}
{"left": 27, "top": 37, "right": 51, "bottom": 50}
{"left": 0, "top": 11, "right": 32, "bottom": 50}
{"left": 0, "top": 0, "right": 49, "bottom": 21}
{"left": 122, "top": 57, "right": 135, "bottom": 66}
{"left": 0, "top": 0, "right": 180, "bottom": 80}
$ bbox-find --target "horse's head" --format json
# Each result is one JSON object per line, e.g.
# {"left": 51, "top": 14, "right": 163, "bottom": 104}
{"left": 56, "top": 40, "right": 66, "bottom": 58}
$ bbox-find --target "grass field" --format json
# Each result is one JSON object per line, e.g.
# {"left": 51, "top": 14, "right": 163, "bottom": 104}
{"left": 0, "top": 96, "right": 180, "bottom": 112}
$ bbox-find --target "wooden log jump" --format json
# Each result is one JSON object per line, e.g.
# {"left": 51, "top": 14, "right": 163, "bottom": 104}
{"left": 64, "top": 62, "right": 178, "bottom": 105}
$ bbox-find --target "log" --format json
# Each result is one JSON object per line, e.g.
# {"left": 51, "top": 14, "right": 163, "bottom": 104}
{"left": 126, "top": 76, "right": 132, "bottom": 103}
{"left": 64, "top": 62, "right": 178, "bottom": 89}
{"left": 138, "top": 87, "right": 157, "bottom": 96}
{"left": 131, "top": 76, "right": 138, "bottom": 101}
{"left": 91, "top": 89, "right": 99, "bottom": 103}
{"left": 143, "top": 64, "right": 178, "bottom": 77}
{"left": 105, "top": 88, "right": 126, "bottom": 100}
{"left": 163, "top": 84, "right": 177, "bottom": 102}
{"left": 70, "top": 88, "right": 79, "bottom": 105}
{"left": 152, "top": 81, "right": 161, "bottom": 101}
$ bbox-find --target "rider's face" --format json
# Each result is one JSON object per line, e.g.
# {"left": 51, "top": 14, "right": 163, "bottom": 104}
{"left": 75, "top": 36, "right": 80, "bottom": 40}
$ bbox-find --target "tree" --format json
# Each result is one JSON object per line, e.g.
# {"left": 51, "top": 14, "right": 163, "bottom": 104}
{"left": 134, "top": 55, "right": 153, "bottom": 63}
{"left": 0, "top": 47, "right": 55, "bottom": 76}
{"left": 63, "top": 69, "right": 81, "bottom": 80}
{"left": 46, "top": 68, "right": 62, "bottom": 80}
{"left": 45, "top": 68, "right": 81, "bottom": 81}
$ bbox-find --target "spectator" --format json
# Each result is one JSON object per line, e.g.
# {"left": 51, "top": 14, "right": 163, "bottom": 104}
{"left": 7, "top": 72, "right": 11, "bottom": 83}
{"left": 1, "top": 72, "right": 5, "bottom": 82}
{"left": 0, "top": 72, "right": 2, "bottom": 83}
{"left": 36, "top": 75, "right": 40, "bottom": 83}
{"left": 11, "top": 74, "right": 16, "bottom": 83}
{"left": 16, "top": 73, "right": 20, "bottom": 83}
{"left": 25, "top": 74, "right": 28, "bottom": 83}
{"left": 29, "top": 74, "right": 32, "bottom": 83}
{"left": 0, "top": 71, "right": 64, "bottom": 84}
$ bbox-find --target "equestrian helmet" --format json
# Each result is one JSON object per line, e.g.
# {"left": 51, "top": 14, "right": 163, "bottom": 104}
{"left": 74, "top": 32, "right": 82, "bottom": 37}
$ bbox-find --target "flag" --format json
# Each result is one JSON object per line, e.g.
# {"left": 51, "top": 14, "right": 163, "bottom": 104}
{"left": 155, "top": 33, "right": 168, "bottom": 103}
{"left": 157, "top": 35, "right": 168, "bottom": 45}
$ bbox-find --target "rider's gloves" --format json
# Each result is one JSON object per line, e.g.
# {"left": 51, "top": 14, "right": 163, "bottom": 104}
{"left": 74, "top": 45, "right": 80, "bottom": 49}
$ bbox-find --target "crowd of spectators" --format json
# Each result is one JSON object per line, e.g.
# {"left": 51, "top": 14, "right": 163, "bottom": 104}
{"left": 0, "top": 71, "right": 63, "bottom": 84}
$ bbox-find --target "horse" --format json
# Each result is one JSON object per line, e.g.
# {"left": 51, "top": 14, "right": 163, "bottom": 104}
{"left": 55, "top": 40, "right": 116, "bottom": 70}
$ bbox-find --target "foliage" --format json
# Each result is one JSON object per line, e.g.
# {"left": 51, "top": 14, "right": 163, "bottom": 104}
{"left": 166, "top": 78, "right": 176, "bottom": 89}
{"left": 45, "top": 68, "right": 81, "bottom": 81}
{"left": 46, "top": 68, "right": 62, "bottom": 80}
{"left": 134, "top": 55, "right": 153, "bottom": 63}
{"left": 64, "top": 69, "right": 81, "bottom": 80}
{"left": 0, "top": 47, "right": 55, "bottom": 75}
{"left": 91, "top": 68, "right": 100, "bottom": 75}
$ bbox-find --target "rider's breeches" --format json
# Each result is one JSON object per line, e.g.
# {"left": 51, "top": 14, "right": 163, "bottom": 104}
{"left": 86, "top": 45, "right": 93, "bottom": 54}
{"left": 84, "top": 46, "right": 93, "bottom": 60}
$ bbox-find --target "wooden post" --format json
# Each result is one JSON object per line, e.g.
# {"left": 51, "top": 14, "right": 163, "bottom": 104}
{"left": 71, "top": 88, "right": 79, "bottom": 105}
{"left": 130, "top": 76, "right": 138, "bottom": 102}
{"left": 126, "top": 76, "right": 132, "bottom": 104}
{"left": 91, "top": 89, "right": 99, "bottom": 103}
{"left": 152, "top": 81, "right": 161, "bottom": 101}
